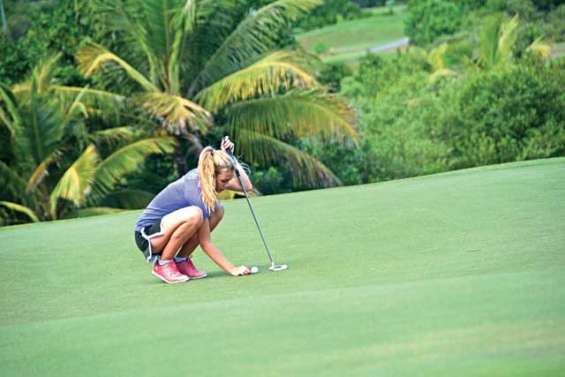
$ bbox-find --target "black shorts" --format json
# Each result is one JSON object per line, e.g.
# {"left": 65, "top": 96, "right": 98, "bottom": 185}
{"left": 134, "top": 221, "right": 163, "bottom": 261}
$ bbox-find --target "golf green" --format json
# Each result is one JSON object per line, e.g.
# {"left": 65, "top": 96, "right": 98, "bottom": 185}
{"left": 1, "top": 158, "right": 564, "bottom": 376}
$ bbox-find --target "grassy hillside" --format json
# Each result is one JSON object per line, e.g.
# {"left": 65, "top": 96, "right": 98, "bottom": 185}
{"left": 1, "top": 158, "right": 565, "bottom": 376}
{"left": 296, "top": 9, "right": 407, "bottom": 64}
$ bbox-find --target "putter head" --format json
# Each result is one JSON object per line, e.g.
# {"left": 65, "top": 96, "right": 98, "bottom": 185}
{"left": 269, "top": 263, "right": 288, "bottom": 272}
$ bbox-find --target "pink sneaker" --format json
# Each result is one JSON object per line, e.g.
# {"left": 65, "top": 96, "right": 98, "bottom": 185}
{"left": 176, "top": 258, "right": 208, "bottom": 279}
{"left": 152, "top": 261, "right": 190, "bottom": 284}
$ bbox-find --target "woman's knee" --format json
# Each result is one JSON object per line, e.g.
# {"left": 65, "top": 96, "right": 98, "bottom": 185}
{"left": 184, "top": 207, "right": 204, "bottom": 227}
{"left": 162, "top": 206, "right": 203, "bottom": 230}
{"left": 171, "top": 210, "right": 203, "bottom": 240}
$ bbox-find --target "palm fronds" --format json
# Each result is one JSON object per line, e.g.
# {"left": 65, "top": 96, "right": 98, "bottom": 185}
{"left": 236, "top": 130, "right": 340, "bottom": 187}
{"left": 0, "top": 84, "right": 22, "bottom": 137}
{"left": 196, "top": 51, "right": 318, "bottom": 111}
{"left": 23, "top": 78, "right": 66, "bottom": 166}
{"left": 7, "top": 55, "right": 124, "bottom": 121}
{"left": 0, "top": 201, "right": 39, "bottom": 222}
{"left": 497, "top": 15, "right": 519, "bottom": 65}
{"left": 102, "top": 189, "right": 155, "bottom": 209}
{"left": 26, "top": 150, "right": 62, "bottom": 192}
{"left": 50, "top": 85, "right": 124, "bottom": 120}
{"left": 49, "top": 144, "right": 100, "bottom": 218}
{"left": 478, "top": 15, "right": 518, "bottom": 68}
{"left": 93, "top": 136, "right": 177, "bottom": 196}
{"left": 11, "top": 54, "right": 61, "bottom": 96}
{"left": 526, "top": 37, "right": 552, "bottom": 59}
{"left": 427, "top": 43, "right": 457, "bottom": 82}
{"left": 0, "top": 160, "right": 29, "bottom": 201}
{"left": 139, "top": 92, "right": 211, "bottom": 135}
{"left": 91, "top": 126, "right": 137, "bottom": 144}
{"left": 226, "top": 90, "right": 357, "bottom": 142}
{"left": 189, "top": 0, "right": 321, "bottom": 94}
{"left": 76, "top": 42, "right": 159, "bottom": 92}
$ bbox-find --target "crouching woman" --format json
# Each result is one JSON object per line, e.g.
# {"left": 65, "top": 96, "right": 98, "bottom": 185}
{"left": 134, "top": 137, "right": 253, "bottom": 284}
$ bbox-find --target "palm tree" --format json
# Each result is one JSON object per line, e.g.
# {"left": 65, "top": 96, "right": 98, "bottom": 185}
{"left": 422, "top": 15, "right": 552, "bottom": 78}
{"left": 0, "top": 56, "right": 176, "bottom": 224}
{"left": 477, "top": 15, "right": 520, "bottom": 69}
{"left": 475, "top": 15, "right": 551, "bottom": 69}
{"left": 77, "top": 0, "right": 357, "bottom": 187}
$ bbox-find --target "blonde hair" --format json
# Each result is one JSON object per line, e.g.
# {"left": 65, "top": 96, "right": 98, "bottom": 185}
{"left": 198, "top": 146, "right": 235, "bottom": 213}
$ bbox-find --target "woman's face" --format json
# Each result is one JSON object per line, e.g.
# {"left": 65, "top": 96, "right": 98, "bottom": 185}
{"left": 215, "top": 169, "right": 234, "bottom": 192}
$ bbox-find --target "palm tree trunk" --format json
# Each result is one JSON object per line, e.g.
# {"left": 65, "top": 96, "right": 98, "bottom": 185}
{"left": 174, "top": 134, "right": 204, "bottom": 176}
{"left": 174, "top": 142, "right": 188, "bottom": 176}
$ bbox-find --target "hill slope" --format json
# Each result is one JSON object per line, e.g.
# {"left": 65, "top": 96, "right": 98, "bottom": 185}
{"left": 1, "top": 158, "right": 564, "bottom": 376}
{"left": 297, "top": 9, "right": 406, "bottom": 64}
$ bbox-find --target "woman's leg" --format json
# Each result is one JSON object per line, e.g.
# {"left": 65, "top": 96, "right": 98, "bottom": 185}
{"left": 150, "top": 206, "right": 204, "bottom": 260}
{"left": 177, "top": 203, "right": 224, "bottom": 258}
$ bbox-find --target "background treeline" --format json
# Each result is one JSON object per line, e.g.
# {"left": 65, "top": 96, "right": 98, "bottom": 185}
{"left": 311, "top": 0, "right": 565, "bottom": 186}
{"left": 1, "top": 0, "right": 564, "bottom": 226}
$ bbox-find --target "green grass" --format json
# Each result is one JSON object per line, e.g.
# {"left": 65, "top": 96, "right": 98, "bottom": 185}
{"left": 1, "top": 158, "right": 565, "bottom": 376}
{"left": 296, "top": 10, "right": 407, "bottom": 64}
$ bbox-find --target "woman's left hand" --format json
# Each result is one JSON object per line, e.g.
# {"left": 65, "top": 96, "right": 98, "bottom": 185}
{"left": 220, "top": 136, "right": 235, "bottom": 154}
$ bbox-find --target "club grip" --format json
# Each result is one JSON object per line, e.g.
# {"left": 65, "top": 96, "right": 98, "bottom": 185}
{"left": 222, "top": 137, "right": 241, "bottom": 177}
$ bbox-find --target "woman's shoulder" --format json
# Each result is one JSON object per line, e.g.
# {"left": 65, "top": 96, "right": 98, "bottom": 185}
{"left": 184, "top": 168, "right": 199, "bottom": 181}
{"left": 180, "top": 169, "right": 201, "bottom": 190}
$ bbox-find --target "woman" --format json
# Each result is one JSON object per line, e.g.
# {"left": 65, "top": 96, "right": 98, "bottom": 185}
{"left": 134, "top": 137, "right": 253, "bottom": 284}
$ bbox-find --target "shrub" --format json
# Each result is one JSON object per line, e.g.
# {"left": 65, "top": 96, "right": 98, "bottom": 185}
{"left": 405, "top": 0, "right": 464, "bottom": 46}
{"left": 252, "top": 167, "right": 289, "bottom": 195}
{"left": 544, "top": 4, "right": 565, "bottom": 42}
{"left": 314, "top": 42, "right": 329, "bottom": 55}
{"left": 486, "top": 0, "right": 537, "bottom": 19}
{"left": 446, "top": 63, "right": 565, "bottom": 167}
{"left": 317, "top": 62, "right": 353, "bottom": 92}
{"left": 297, "top": 0, "right": 363, "bottom": 31}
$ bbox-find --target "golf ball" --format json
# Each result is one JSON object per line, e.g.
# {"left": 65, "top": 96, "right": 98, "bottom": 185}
{"left": 250, "top": 266, "right": 259, "bottom": 274}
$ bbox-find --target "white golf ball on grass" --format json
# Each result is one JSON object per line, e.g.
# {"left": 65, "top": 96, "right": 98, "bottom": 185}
{"left": 250, "top": 266, "right": 259, "bottom": 274}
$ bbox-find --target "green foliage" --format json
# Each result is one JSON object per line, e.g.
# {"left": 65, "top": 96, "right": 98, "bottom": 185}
{"left": 459, "top": 0, "right": 488, "bottom": 10}
{"left": 447, "top": 63, "right": 565, "bottom": 167}
{"left": 0, "top": 59, "right": 175, "bottom": 225}
{"left": 251, "top": 166, "right": 288, "bottom": 194}
{"left": 352, "top": 0, "right": 387, "bottom": 7}
{"left": 313, "top": 42, "right": 329, "bottom": 54}
{"left": 316, "top": 62, "right": 353, "bottom": 92}
{"left": 531, "top": 0, "right": 564, "bottom": 11}
{"left": 297, "top": 0, "right": 363, "bottom": 32}
{"left": 77, "top": 0, "right": 356, "bottom": 188}
{"left": 339, "top": 35, "right": 564, "bottom": 181}
{"left": 0, "top": 0, "right": 97, "bottom": 86}
{"left": 544, "top": 4, "right": 565, "bottom": 42}
{"left": 301, "top": 138, "right": 378, "bottom": 185}
{"left": 486, "top": 0, "right": 537, "bottom": 18}
{"left": 405, "top": 0, "right": 464, "bottom": 46}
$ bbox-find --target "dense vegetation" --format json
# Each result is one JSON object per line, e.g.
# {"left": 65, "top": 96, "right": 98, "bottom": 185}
{"left": 1, "top": 0, "right": 564, "bottom": 225}
{"left": 310, "top": 0, "right": 565, "bottom": 185}
{"left": 0, "top": 0, "right": 356, "bottom": 225}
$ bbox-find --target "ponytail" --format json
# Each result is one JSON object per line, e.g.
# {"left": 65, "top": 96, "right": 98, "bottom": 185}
{"left": 198, "top": 146, "right": 235, "bottom": 213}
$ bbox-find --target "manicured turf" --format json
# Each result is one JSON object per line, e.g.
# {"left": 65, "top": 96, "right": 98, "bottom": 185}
{"left": 297, "top": 9, "right": 406, "bottom": 64}
{"left": 1, "top": 158, "right": 565, "bottom": 376}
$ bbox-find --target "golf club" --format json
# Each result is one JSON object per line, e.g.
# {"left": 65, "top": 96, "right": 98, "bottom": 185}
{"left": 224, "top": 138, "right": 288, "bottom": 272}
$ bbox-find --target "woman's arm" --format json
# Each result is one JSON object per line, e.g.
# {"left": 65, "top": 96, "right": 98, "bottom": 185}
{"left": 198, "top": 219, "right": 250, "bottom": 276}
{"left": 224, "top": 165, "right": 253, "bottom": 193}
{"left": 220, "top": 136, "right": 253, "bottom": 193}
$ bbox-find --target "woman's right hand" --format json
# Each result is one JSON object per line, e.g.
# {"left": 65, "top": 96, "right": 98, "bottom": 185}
{"left": 221, "top": 136, "right": 235, "bottom": 154}
{"left": 229, "top": 265, "right": 251, "bottom": 276}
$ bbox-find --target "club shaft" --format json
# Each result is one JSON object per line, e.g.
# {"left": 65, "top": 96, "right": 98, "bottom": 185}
{"left": 234, "top": 169, "right": 275, "bottom": 265}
